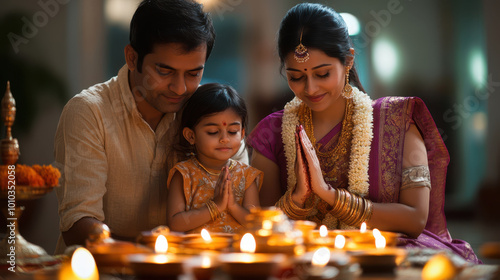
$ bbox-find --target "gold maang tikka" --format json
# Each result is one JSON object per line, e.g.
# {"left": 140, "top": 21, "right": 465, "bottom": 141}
{"left": 294, "top": 30, "right": 309, "bottom": 63}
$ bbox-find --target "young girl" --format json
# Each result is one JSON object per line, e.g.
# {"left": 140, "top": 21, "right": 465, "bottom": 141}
{"left": 167, "top": 83, "right": 262, "bottom": 233}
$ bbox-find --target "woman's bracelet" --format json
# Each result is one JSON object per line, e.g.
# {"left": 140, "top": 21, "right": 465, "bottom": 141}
{"left": 329, "top": 186, "right": 373, "bottom": 227}
{"left": 275, "top": 189, "right": 313, "bottom": 220}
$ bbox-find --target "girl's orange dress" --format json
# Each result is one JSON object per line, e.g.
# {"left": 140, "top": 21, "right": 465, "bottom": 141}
{"left": 167, "top": 158, "right": 263, "bottom": 233}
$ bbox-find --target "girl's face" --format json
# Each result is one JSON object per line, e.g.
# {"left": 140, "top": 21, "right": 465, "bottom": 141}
{"left": 284, "top": 48, "right": 350, "bottom": 112}
{"left": 183, "top": 108, "right": 244, "bottom": 168}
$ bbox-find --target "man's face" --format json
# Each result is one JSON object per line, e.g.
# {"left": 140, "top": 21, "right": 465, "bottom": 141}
{"left": 130, "top": 43, "right": 207, "bottom": 114}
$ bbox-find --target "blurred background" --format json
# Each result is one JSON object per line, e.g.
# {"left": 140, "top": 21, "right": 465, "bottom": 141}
{"left": 1, "top": 0, "right": 499, "bottom": 262}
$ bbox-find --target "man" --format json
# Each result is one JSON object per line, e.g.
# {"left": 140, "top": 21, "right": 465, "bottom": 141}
{"left": 54, "top": 0, "right": 247, "bottom": 253}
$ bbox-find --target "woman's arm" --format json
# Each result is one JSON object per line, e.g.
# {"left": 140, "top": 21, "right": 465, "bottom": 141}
{"left": 227, "top": 182, "right": 260, "bottom": 225}
{"left": 368, "top": 124, "right": 430, "bottom": 238}
{"left": 250, "top": 151, "right": 282, "bottom": 207}
{"left": 299, "top": 122, "right": 430, "bottom": 238}
{"left": 167, "top": 171, "right": 225, "bottom": 232}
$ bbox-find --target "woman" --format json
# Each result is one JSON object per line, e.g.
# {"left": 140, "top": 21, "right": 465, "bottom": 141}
{"left": 247, "top": 3, "right": 480, "bottom": 263}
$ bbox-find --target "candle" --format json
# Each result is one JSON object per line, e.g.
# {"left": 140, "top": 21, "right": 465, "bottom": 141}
{"left": 308, "top": 225, "right": 337, "bottom": 249}
{"left": 59, "top": 247, "right": 99, "bottom": 280}
{"left": 183, "top": 230, "right": 233, "bottom": 251}
{"left": 201, "top": 229, "right": 212, "bottom": 242}
{"left": 311, "top": 247, "right": 330, "bottom": 266}
{"left": 240, "top": 233, "right": 257, "bottom": 253}
{"left": 334, "top": 235, "right": 346, "bottom": 250}
{"left": 360, "top": 222, "right": 367, "bottom": 233}
{"left": 374, "top": 233, "right": 386, "bottom": 249}
{"left": 153, "top": 235, "right": 168, "bottom": 263}
{"left": 305, "top": 247, "right": 339, "bottom": 280}
{"left": 127, "top": 235, "right": 187, "bottom": 277}
{"left": 188, "top": 254, "right": 219, "bottom": 280}
{"left": 349, "top": 233, "right": 406, "bottom": 275}
{"left": 219, "top": 233, "right": 286, "bottom": 278}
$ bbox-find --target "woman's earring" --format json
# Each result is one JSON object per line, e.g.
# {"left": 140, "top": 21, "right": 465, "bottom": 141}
{"left": 342, "top": 67, "right": 353, "bottom": 98}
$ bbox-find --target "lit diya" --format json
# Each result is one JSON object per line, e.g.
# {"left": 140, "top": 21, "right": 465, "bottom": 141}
{"left": 238, "top": 208, "right": 305, "bottom": 255}
{"left": 58, "top": 247, "right": 99, "bottom": 280}
{"left": 342, "top": 223, "right": 400, "bottom": 250}
{"left": 136, "top": 225, "right": 184, "bottom": 252}
{"left": 182, "top": 229, "right": 234, "bottom": 251}
{"left": 127, "top": 235, "right": 189, "bottom": 279}
{"left": 219, "top": 233, "right": 286, "bottom": 280}
{"left": 295, "top": 245, "right": 353, "bottom": 280}
{"left": 87, "top": 240, "right": 151, "bottom": 272}
{"left": 308, "top": 225, "right": 338, "bottom": 249}
{"left": 304, "top": 247, "right": 340, "bottom": 280}
{"left": 185, "top": 253, "right": 221, "bottom": 280}
{"left": 348, "top": 232, "right": 406, "bottom": 274}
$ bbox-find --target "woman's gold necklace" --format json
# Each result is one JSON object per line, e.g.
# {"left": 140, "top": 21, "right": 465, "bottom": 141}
{"left": 195, "top": 158, "right": 236, "bottom": 176}
{"left": 299, "top": 100, "right": 354, "bottom": 183}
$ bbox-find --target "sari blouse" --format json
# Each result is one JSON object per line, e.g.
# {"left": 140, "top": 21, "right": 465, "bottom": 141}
{"left": 247, "top": 96, "right": 481, "bottom": 263}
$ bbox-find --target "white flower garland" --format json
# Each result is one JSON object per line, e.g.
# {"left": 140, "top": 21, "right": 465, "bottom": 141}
{"left": 282, "top": 87, "right": 373, "bottom": 199}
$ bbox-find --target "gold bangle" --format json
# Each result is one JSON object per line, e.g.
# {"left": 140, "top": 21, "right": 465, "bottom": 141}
{"left": 330, "top": 189, "right": 373, "bottom": 227}
{"left": 343, "top": 195, "right": 360, "bottom": 225}
{"left": 345, "top": 193, "right": 359, "bottom": 224}
{"left": 331, "top": 188, "right": 347, "bottom": 214}
{"left": 206, "top": 202, "right": 215, "bottom": 221}
{"left": 206, "top": 200, "right": 221, "bottom": 221}
{"left": 276, "top": 190, "right": 312, "bottom": 220}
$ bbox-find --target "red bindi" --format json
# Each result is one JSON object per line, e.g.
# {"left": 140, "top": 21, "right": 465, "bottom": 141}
{"left": 222, "top": 121, "right": 227, "bottom": 126}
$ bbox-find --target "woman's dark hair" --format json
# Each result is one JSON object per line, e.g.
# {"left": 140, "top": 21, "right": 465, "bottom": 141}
{"left": 130, "top": 0, "right": 216, "bottom": 72}
{"left": 278, "top": 3, "right": 365, "bottom": 92}
{"left": 176, "top": 83, "right": 247, "bottom": 157}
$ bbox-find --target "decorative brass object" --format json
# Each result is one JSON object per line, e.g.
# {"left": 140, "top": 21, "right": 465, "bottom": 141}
{"left": 1, "top": 81, "right": 20, "bottom": 165}
{"left": 0, "top": 81, "right": 54, "bottom": 270}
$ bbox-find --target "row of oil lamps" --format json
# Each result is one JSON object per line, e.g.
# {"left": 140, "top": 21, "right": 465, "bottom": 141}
{"left": 55, "top": 208, "right": 457, "bottom": 280}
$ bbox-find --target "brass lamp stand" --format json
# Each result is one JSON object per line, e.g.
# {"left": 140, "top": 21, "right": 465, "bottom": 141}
{"left": 0, "top": 81, "right": 52, "bottom": 270}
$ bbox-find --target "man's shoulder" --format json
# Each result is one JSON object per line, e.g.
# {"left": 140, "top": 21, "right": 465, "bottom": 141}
{"left": 65, "top": 75, "right": 120, "bottom": 112}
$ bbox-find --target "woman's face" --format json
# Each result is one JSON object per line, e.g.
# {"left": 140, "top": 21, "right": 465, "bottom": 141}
{"left": 284, "top": 48, "right": 349, "bottom": 112}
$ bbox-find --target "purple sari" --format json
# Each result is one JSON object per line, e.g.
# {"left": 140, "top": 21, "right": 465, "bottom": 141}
{"left": 248, "top": 96, "right": 481, "bottom": 263}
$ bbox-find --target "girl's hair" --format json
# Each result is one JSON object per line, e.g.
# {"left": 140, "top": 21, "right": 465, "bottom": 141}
{"left": 175, "top": 83, "right": 247, "bottom": 157}
{"left": 277, "top": 3, "right": 365, "bottom": 92}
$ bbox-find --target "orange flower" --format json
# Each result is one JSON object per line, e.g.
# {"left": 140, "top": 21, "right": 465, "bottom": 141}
{"left": 32, "top": 165, "right": 61, "bottom": 187}
{"left": 0, "top": 164, "right": 61, "bottom": 190}
{"left": 16, "top": 164, "right": 44, "bottom": 187}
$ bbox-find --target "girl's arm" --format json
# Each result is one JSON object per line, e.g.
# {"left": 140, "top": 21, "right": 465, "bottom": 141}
{"left": 167, "top": 171, "right": 225, "bottom": 232}
{"left": 227, "top": 181, "right": 260, "bottom": 226}
{"left": 250, "top": 151, "right": 282, "bottom": 206}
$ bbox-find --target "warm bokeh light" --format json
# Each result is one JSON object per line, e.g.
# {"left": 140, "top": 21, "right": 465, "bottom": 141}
{"left": 311, "top": 247, "right": 330, "bottom": 267}
{"left": 262, "top": 220, "right": 273, "bottom": 230}
{"left": 334, "top": 235, "right": 346, "bottom": 249}
{"left": 201, "top": 255, "right": 212, "bottom": 268}
{"left": 201, "top": 229, "right": 212, "bottom": 242}
{"left": 375, "top": 235, "right": 386, "bottom": 249}
{"left": 155, "top": 234, "right": 168, "bottom": 254}
{"left": 319, "top": 225, "right": 328, "bottom": 237}
{"left": 340, "top": 13, "right": 361, "bottom": 36}
{"left": 71, "top": 248, "right": 98, "bottom": 280}
{"left": 422, "top": 253, "right": 458, "bottom": 280}
{"left": 372, "top": 228, "right": 382, "bottom": 238}
{"left": 240, "top": 233, "right": 256, "bottom": 253}
{"left": 360, "top": 222, "right": 367, "bottom": 233}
